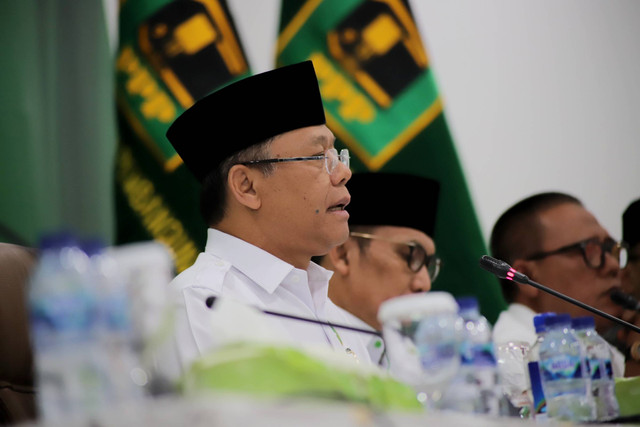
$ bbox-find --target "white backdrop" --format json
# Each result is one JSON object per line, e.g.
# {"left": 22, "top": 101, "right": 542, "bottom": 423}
{"left": 225, "top": 0, "right": 640, "bottom": 243}
{"left": 105, "top": 0, "right": 640, "bottom": 242}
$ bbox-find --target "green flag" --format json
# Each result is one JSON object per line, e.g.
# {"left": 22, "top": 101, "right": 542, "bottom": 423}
{"left": 0, "top": 1, "right": 116, "bottom": 245}
{"left": 115, "top": 0, "right": 251, "bottom": 272}
{"left": 276, "top": 0, "right": 506, "bottom": 322}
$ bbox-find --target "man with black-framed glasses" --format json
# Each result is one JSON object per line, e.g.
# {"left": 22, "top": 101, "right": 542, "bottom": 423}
{"left": 490, "top": 192, "right": 640, "bottom": 377}
{"left": 163, "top": 61, "right": 372, "bottom": 372}
{"left": 315, "top": 172, "right": 440, "bottom": 366}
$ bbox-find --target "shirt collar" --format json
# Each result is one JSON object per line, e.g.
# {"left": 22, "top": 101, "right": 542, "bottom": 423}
{"left": 306, "top": 261, "right": 334, "bottom": 313}
{"left": 205, "top": 228, "right": 333, "bottom": 295}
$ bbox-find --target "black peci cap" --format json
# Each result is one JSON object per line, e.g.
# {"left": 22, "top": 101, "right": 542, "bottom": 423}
{"left": 166, "top": 61, "right": 326, "bottom": 182}
{"left": 623, "top": 198, "right": 640, "bottom": 248}
{"left": 346, "top": 172, "right": 440, "bottom": 237}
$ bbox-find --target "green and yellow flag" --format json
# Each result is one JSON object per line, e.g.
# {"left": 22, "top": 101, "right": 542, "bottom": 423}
{"left": 115, "top": 0, "right": 251, "bottom": 273}
{"left": 277, "top": 0, "right": 506, "bottom": 322}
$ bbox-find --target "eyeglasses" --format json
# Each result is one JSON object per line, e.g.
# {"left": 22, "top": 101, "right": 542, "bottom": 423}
{"left": 239, "top": 148, "right": 350, "bottom": 175}
{"left": 349, "top": 231, "right": 441, "bottom": 281}
{"left": 526, "top": 237, "right": 629, "bottom": 269}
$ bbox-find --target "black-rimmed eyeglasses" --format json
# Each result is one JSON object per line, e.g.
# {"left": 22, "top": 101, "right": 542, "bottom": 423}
{"left": 239, "top": 148, "right": 350, "bottom": 175}
{"left": 349, "top": 231, "right": 441, "bottom": 281}
{"left": 526, "top": 237, "right": 629, "bottom": 269}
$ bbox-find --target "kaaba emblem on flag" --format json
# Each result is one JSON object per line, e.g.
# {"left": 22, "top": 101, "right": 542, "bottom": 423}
{"left": 138, "top": 0, "right": 248, "bottom": 108}
{"left": 327, "top": 0, "right": 428, "bottom": 109}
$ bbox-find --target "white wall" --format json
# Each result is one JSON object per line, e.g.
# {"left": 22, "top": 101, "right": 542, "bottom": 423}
{"left": 226, "top": 0, "right": 640, "bottom": 242}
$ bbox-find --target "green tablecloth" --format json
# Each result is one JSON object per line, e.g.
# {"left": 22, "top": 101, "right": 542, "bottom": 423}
{"left": 181, "top": 343, "right": 423, "bottom": 412}
{"left": 615, "top": 376, "right": 640, "bottom": 417}
{"left": 181, "top": 343, "right": 640, "bottom": 419}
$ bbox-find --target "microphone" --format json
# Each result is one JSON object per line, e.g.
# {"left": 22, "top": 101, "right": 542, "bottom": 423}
{"left": 479, "top": 255, "right": 529, "bottom": 283}
{"left": 479, "top": 255, "right": 640, "bottom": 334}
{"left": 611, "top": 289, "right": 640, "bottom": 312}
{"left": 205, "top": 296, "right": 382, "bottom": 337}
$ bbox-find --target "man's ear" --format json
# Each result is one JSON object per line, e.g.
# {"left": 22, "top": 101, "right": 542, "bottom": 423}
{"left": 327, "top": 242, "right": 350, "bottom": 276}
{"left": 511, "top": 259, "right": 539, "bottom": 299}
{"left": 227, "top": 164, "right": 261, "bottom": 210}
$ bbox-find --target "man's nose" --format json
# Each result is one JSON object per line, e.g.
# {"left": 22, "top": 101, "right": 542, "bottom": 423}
{"left": 331, "top": 161, "right": 352, "bottom": 186}
{"left": 411, "top": 266, "right": 432, "bottom": 293}
{"left": 601, "top": 250, "right": 622, "bottom": 278}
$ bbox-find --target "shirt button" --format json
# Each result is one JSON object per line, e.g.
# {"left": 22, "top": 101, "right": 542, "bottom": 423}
{"left": 215, "top": 260, "right": 225, "bottom": 267}
{"left": 291, "top": 275, "right": 300, "bottom": 283}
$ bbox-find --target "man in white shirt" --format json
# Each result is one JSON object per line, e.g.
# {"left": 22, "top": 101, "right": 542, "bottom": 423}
{"left": 164, "top": 61, "right": 371, "bottom": 372}
{"left": 316, "top": 172, "right": 441, "bottom": 366}
{"left": 490, "top": 192, "right": 638, "bottom": 376}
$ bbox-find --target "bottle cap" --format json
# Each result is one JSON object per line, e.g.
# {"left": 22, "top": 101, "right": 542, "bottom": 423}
{"left": 38, "top": 231, "right": 77, "bottom": 250}
{"left": 378, "top": 292, "right": 459, "bottom": 324}
{"left": 571, "top": 316, "right": 595, "bottom": 330}
{"left": 545, "top": 313, "right": 571, "bottom": 329}
{"left": 81, "top": 237, "right": 106, "bottom": 257}
{"left": 456, "top": 296, "right": 479, "bottom": 311}
{"left": 533, "top": 312, "right": 556, "bottom": 333}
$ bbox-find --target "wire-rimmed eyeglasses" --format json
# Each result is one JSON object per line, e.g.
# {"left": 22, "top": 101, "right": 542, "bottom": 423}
{"left": 526, "top": 237, "right": 629, "bottom": 269}
{"left": 349, "top": 231, "right": 441, "bottom": 281}
{"left": 239, "top": 148, "right": 350, "bottom": 175}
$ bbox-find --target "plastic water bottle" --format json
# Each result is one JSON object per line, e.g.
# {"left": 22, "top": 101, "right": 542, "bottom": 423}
{"left": 106, "top": 241, "right": 179, "bottom": 392}
{"left": 378, "top": 292, "right": 460, "bottom": 410}
{"left": 441, "top": 297, "right": 499, "bottom": 415}
{"left": 525, "top": 312, "right": 555, "bottom": 421}
{"left": 571, "top": 316, "right": 619, "bottom": 421}
{"left": 83, "top": 238, "right": 147, "bottom": 406}
{"left": 538, "top": 313, "right": 595, "bottom": 422}
{"left": 29, "top": 233, "right": 106, "bottom": 421}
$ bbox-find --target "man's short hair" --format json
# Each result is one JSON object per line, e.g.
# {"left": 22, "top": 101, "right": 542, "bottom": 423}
{"left": 489, "top": 192, "right": 582, "bottom": 303}
{"left": 200, "top": 137, "right": 275, "bottom": 226}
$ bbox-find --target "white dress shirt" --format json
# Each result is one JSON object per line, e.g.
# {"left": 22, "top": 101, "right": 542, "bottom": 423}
{"left": 168, "top": 228, "right": 372, "bottom": 372}
{"left": 335, "top": 308, "right": 387, "bottom": 367}
{"left": 493, "top": 303, "right": 625, "bottom": 377}
{"left": 492, "top": 303, "right": 538, "bottom": 347}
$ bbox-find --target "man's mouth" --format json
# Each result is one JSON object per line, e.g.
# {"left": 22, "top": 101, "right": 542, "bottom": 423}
{"left": 328, "top": 196, "right": 350, "bottom": 212}
{"left": 328, "top": 203, "right": 347, "bottom": 212}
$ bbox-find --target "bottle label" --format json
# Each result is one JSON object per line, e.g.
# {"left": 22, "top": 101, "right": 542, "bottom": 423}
{"left": 460, "top": 342, "right": 496, "bottom": 367}
{"left": 418, "top": 342, "right": 457, "bottom": 370}
{"left": 587, "top": 358, "right": 613, "bottom": 380}
{"left": 527, "top": 361, "right": 547, "bottom": 415}
{"left": 604, "top": 359, "right": 613, "bottom": 379}
{"left": 31, "top": 293, "right": 96, "bottom": 350}
{"left": 540, "top": 354, "right": 584, "bottom": 380}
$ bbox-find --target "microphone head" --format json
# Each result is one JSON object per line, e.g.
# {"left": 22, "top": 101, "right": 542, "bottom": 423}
{"left": 479, "top": 255, "right": 529, "bottom": 284}
{"left": 479, "top": 255, "right": 512, "bottom": 279}
{"left": 610, "top": 289, "right": 639, "bottom": 311}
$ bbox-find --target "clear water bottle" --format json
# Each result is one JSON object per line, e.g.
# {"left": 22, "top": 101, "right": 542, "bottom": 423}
{"left": 378, "top": 292, "right": 460, "bottom": 410}
{"left": 538, "top": 313, "right": 595, "bottom": 422}
{"left": 106, "top": 241, "right": 179, "bottom": 392}
{"left": 83, "top": 238, "right": 147, "bottom": 406}
{"left": 571, "top": 316, "right": 620, "bottom": 421}
{"left": 441, "top": 297, "right": 499, "bottom": 415}
{"left": 29, "top": 233, "right": 106, "bottom": 421}
{"left": 525, "top": 312, "right": 555, "bottom": 421}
